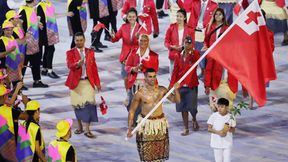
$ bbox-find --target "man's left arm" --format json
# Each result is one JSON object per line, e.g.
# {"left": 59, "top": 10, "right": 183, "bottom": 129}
{"left": 166, "top": 83, "right": 181, "bottom": 103}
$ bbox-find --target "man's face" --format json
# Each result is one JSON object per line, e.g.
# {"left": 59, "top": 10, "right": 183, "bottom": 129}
{"left": 145, "top": 72, "right": 157, "bottom": 86}
{"left": 75, "top": 35, "right": 85, "bottom": 48}
{"left": 184, "top": 40, "right": 192, "bottom": 50}
{"left": 139, "top": 36, "right": 149, "bottom": 50}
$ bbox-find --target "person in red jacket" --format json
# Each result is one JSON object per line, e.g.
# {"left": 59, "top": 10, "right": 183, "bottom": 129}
{"left": 165, "top": 9, "right": 195, "bottom": 78}
{"left": 111, "top": 8, "right": 140, "bottom": 97}
{"left": 203, "top": 8, "right": 237, "bottom": 111}
{"left": 65, "top": 32, "right": 101, "bottom": 138}
{"left": 121, "top": 0, "right": 159, "bottom": 38}
{"left": 182, "top": 0, "right": 217, "bottom": 79}
{"left": 125, "top": 34, "right": 159, "bottom": 123}
{"left": 169, "top": 36, "right": 200, "bottom": 136}
{"left": 176, "top": 0, "right": 218, "bottom": 30}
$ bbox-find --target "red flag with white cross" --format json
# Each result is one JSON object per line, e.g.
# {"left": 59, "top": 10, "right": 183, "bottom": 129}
{"left": 206, "top": 0, "right": 276, "bottom": 106}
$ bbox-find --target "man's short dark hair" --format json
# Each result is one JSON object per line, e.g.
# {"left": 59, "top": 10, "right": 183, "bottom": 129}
{"left": 145, "top": 68, "right": 156, "bottom": 74}
{"left": 217, "top": 98, "right": 229, "bottom": 106}
{"left": 74, "top": 32, "right": 85, "bottom": 39}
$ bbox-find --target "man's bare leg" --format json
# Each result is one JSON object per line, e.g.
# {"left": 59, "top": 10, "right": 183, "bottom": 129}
{"left": 84, "top": 122, "right": 96, "bottom": 138}
{"left": 181, "top": 112, "right": 189, "bottom": 136}
{"left": 74, "top": 119, "right": 84, "bottom": 134}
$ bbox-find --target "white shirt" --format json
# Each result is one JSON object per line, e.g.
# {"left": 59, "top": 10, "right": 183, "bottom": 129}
{"left": 222, "top": 67, "right": 228, "bottom": 81}
{"left": 178, "top": 28, "right": 184, "bottom": 46}
{"left": 130, "top": 23, "right": 137, "bottom": 41}
{"left": 207, "top": 112, "right": 236, "bottom": 149}
{"left": 77, "top": 48, "right": 87, "bottom": 78}
{"left": 137, "top": 0, "right": 144, "bottom": 14}
{"left": 196, "top": 0, "right": 208, "bottom": 30}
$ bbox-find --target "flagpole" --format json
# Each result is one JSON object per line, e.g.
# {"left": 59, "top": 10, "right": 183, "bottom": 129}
{"left": 125, "top": 9, "right": 244, "bottom": 139}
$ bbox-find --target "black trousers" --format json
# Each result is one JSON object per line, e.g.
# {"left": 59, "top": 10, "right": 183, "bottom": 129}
{"left": 22, "top": 51, "right": 42, "bottom": 81}
{"left": 91, "top": 17, "right": 108, "bottom": 46}
{"left": 70, "top": 16, "right": 83, "bottom": 48}
{"left": 105, "top": 11, "right": 118, "bottom": 36}
{"left": 156, "top": 0, "right": 165, "bottom": 10}
{"left": 39, "top": 44, "right": 55, "bottom": 69}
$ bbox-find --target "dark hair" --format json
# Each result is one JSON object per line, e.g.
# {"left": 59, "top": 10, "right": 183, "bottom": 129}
{"left": 184, "top": 35, "right": 193, "bottom": 44}
{"left": 261, "top": 9, "right": 266, "bottom": 21}
{"left": 125, "top": 8, "right": 139, "bottom": 24}
{"left": 74, "top": 32, "right": 85, "bottom": 39}
{"left": 217, "top": 98, "right": 229, "bottom": 106}
{"left": 25, "top": 110, "right": 38, "bottom": 132}
{"left": 144, "top": 68, "right": 156, "bottom": 74}
{"left": 177, "top": 9, "right": 187, "bottom": 23}
{"left": 212, "top": 8, "right": 227, "bottom": 25}
{"left": 26, "top": 0, "right": 34, "bottom": 4}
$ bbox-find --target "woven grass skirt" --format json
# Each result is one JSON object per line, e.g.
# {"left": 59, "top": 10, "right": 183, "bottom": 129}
{"left": 136, "top": 114, "right": 169, "bottom": 162}
{"left": 70, "top": 80, "right": 98, "bottom": 122}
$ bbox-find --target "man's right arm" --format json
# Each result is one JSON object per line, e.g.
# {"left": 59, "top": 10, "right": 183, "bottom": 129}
{"left": 127, "top": 91, "right": 142, "bottom": 138}
{"left": 66, "top": 50, "right": 79, "bottom": 71}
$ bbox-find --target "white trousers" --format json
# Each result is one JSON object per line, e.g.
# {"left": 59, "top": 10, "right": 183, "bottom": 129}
{"left": 213, "top": 148, "right": 231, "bottom": 162}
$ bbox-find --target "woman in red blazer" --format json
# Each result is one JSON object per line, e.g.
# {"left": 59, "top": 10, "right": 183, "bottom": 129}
{"left": 177, "top": 0, "right": 218, "bottom": 29}
{"left": 164, "top": 9, "right": 195, "bottom": 77}
{"left": 121, "top": 0, "right": 159, "bottom": 37}
{"left": 111, "top": 8, "right": 140, "bottom": 92}
{"left": 203, "top": 8, "right": 237, "bottom": 110}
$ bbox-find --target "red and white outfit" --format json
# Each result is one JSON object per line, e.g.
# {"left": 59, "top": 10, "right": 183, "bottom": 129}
{"left": 122, "top": 0, "right": 159, "bottom": 35}
{"left": 65, "top": 47, "right": 101, "bottom": 123}
{"left": 164, "top": 23, "right": 195, "bottom": 75}
{"left": 111, "top": 23, "right": 140, "bottom": 63}
{"left": 177, "top": 0, "right": 218, "bottom": 30}
{"left": 204, "top": 24, "right": 238, "bottom": 110}
{"left": 125, "top": 48, "right": 159, "bottom": 90}
{"left": 170, "top": 50, "right": 200, "bottom": 89}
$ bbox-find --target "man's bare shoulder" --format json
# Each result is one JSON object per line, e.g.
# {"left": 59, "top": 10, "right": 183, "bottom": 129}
{"left": 158, "top": 85, "right": 168, "bottom": 92}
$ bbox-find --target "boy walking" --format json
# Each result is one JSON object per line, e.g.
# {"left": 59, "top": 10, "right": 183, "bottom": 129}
{"left": 207, "top": 98, "right": 236, "bottom": 162}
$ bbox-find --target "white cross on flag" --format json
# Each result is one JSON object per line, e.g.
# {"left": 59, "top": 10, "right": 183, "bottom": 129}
{"left": 206, "top": 0, "right": 277, "bottom": 106}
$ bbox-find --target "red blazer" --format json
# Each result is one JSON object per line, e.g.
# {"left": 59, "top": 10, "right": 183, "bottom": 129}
{"left": 188, "top": 0, "right": 218, "bottom": 29}
{"left": 164, "top": 23, "right": 195, "bottom": 61}
{"left": 204, "top": 57, "right": 238, "bottom": 93}
{"left": 65, "top": 48, "right": 101, "bottom": 90}
{"left": 125, "top": 48, "right": 159, "bottom": 89}
{"left": 170, "top": 50, "right": 200, "bottom": 88}
{"left": 203, "top": 23, "right": 237, "bottom": 93}
{"left": 204, "top": 23, "right": 229, "bottom": 47}
{"left": 121, "top": 0, "right": 159, "bottom": 34}
{"left": 111, "top": 23, "right": 140, "bottom": 62}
